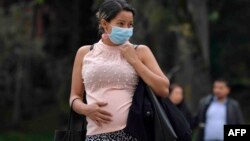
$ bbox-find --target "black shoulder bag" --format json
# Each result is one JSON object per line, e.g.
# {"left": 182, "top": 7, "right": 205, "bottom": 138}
{"left": 54, "top": 45, "right": 94, "bottom": 141}
{"left": 54, "top": 98, "right": 86, "bottom": 141}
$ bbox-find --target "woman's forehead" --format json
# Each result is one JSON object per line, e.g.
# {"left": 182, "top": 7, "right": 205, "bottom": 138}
{"left": 113, "top": 11, "right": 133, "bottom": 22}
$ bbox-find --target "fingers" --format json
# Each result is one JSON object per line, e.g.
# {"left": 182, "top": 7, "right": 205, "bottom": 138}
{"left": 92, "top": 110, "right": 112, "bottom": 126}
{"left": 120, "top": 45, "right": 130, "bottom": 54}
{"left": 120, "top": 46, "right": 126, "bottom": 53}
{"left": 121, "top": 43, "right": 133, "bottom": 50}
{"left": 97, "top": 116, "right": 111, "bottom": 124}
{"left": 93, "top": 114, "right": 112, "bottom": 126}
{"left": 94, "top": 119, "right": 102, "bottom": 127}
{"left": 98, "top": 113, "right": 112, "bottom": 122}
{"left": 98, "top": 110, "right": 112, "bottom": 124}
{"left": 96, "top": 102, "right": 108, "bottom": 107}
{"left": 99, "top": 109, "right": 112, "bottom": 117}
{"left": 88, "top": 102, "right": 113, "bottom": 126}
{"left": 123, "top": 42, "right": 133, "bottom": 47}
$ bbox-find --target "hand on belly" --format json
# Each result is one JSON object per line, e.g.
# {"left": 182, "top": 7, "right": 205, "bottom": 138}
{"left": 85, "top": 101, "right": 113, "bottom": 127}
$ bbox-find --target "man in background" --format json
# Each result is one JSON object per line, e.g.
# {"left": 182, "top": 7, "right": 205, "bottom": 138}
{"left": 194, "top": 79, "right": 244, "bottom": 141}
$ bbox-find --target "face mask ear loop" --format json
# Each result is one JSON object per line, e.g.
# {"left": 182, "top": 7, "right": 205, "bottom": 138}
{"left": 107, "top": 23, "right": 114, "bottom": 35}
{"left": 101, "top": 19, "right": 110, "bottom": 34}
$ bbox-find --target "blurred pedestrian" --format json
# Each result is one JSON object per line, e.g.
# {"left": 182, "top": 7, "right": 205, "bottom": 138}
{"left": 169, "top": 84, "right": 193, "bottom": 128}
{"left": 69, "top": 0, "right": 169, "bottom": 140}
{"left": 194, "top": 79, "right": 244, "bottom": 141}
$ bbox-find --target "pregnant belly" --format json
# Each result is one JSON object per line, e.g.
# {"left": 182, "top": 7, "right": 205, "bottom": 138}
{"left": 86, "top": 90, "right": 133, "bottom": 135}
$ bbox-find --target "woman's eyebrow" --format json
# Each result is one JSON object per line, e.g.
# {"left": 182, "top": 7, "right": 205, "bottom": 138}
{"left": 116, "top": 19, "right": 133, "bottom": 23}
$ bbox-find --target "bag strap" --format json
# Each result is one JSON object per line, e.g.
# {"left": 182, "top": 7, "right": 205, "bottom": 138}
{"left": 81, "top": 91, "right": 88, "bottom": 134}
{"left": 67, "top": 98, "right": 82, "bottom": 130}
{"left": 65, "top": 45, "right": 95, "bottom": 140}
{"left": 134, "top": 44, "right": 139, "bottom": 49}
{"left": 90, "top": 44, "right": 94, "bottom": 51}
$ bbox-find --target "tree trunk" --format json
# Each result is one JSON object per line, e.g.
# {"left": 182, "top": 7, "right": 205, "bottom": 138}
{"left": 71, "top": 0, "right": 80, "bottom": 51}
{"left": 12, "top": 57, "right": 22, "bottom": 126}
{"left": 187, "top": 0, "right": 210, "bottom": 67}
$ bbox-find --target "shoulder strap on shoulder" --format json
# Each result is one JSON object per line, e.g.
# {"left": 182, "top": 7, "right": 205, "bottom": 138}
{"left": 134, "top": 44, "right": 139, "bottom": 49}
{"left": 90, "top": 44, "right": 94, "bottom": 51}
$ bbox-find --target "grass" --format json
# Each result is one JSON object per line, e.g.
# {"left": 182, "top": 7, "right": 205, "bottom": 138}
{"left": 0, "top": 132, "right": 53, "bottom": 141}
{"left": 0, "top": 106, "right": 66, "bottom": 141}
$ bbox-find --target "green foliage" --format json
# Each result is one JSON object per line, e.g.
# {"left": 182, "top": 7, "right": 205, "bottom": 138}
{"left": 35, "top": 0, "right": 45, "bottom": 5}
{"left": 209, "top": 11, "right": 220, "bottom": 23}
{"left": 0, "top": 4, "right": 45, "bottom": 59}
{"left": 209, "top": 0, "right": 250, "bottom": 83}
{"left": 0, "top": 2, "right": 53, "bottom": 131}
{"left": 209, "top": 0, "right": 250, "bottom": 120}
{"left": 0, "top": 0, "right": 97, "bottom": 133}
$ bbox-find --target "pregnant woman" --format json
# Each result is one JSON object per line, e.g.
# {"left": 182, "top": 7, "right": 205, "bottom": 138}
{"left": 69, "top": 0, "right": 170, "bottom": 140}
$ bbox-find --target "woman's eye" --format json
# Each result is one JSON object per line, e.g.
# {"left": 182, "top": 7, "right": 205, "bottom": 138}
{"left": 117, "top": 23, "right": 124, "bottom": 26}
{"left": 116, "top": 22, "right": 133, "bottom": 28}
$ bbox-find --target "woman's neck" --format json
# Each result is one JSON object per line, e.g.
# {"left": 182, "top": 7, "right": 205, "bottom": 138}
{"left": 101, "top": 36, "right": 118, "bottom": 47}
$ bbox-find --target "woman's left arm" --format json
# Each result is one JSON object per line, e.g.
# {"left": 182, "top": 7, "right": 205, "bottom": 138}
{"left": 120, "top": 44, "right": 170, "bottom": 98}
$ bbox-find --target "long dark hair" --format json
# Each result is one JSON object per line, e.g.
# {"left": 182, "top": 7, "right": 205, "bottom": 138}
{"left": 96, "top": 0, "right": 135, "bottom": 33}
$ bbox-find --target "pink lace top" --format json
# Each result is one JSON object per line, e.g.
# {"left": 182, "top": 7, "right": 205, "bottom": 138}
{"left": 82, "top": 40, "right": 139, "bottom": 135}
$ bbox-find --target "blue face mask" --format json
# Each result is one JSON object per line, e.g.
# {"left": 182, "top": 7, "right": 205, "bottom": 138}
{"left": 108, "top": 26, "right": 133, "bottom": 45}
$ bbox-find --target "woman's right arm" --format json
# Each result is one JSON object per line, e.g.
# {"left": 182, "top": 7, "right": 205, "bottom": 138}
{"left": 69, "top": 46, "right": 112, "bottom": 126}
{"left": 69, "top": 46, "right": 90, "bottom": 114}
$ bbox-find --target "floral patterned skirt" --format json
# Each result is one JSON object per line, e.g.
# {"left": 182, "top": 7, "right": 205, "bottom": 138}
{"left": 85, "top": 129, "right": 137, "bottom": 141}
